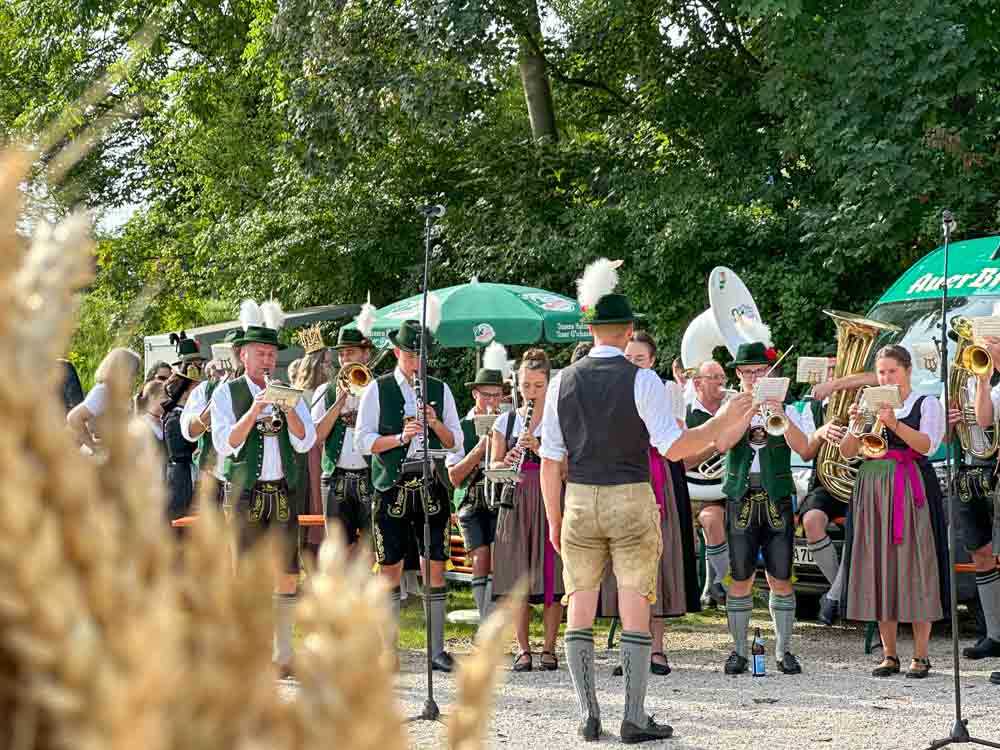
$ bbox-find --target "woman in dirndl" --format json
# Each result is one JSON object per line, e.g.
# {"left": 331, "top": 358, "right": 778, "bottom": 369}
{"left": 598, "top": 331, "right": 699, "bottom": 677}
{"left": 491, "top": 348, "right": 565, "bottom": 672}
{"left": 840, "top": 345, "right": 947, "bottom": 679}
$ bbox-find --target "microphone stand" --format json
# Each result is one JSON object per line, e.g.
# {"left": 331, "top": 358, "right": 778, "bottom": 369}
{"left": 410, "top": 203, "right": 445, "bottom": 723}
{"left": 926, "top": 209, "right": 1000, "bottom": 750}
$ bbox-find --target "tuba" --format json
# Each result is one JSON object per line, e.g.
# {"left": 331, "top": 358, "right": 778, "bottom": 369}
{"left": 949, "top": 317, "right": 998, "bottom": 458}
{"left": 815, "top": 310, "right": 900, "bottom": 503}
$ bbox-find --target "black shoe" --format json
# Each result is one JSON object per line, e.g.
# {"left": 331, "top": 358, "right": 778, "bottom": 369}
{"left": 724, "top": 651, "right": 748, "bottom": 675}
{"left": 777, "top": 651, "right": 802, "bottom": 675}
{"left": 650, "top": 652, "right": 672, "bottom": 676}
{"left": 620, "top": 715, "right": 673, "bottom": 744}
{"left": 963, "top": 637, "right": 1000, "bottom": 660}
{"left": 990, "top": 671, "right": 1000, "bottom": 685}
{"left": 818, "top": 594, "right": 839, "bottom": 626}
{"left": 905, "top": 657, "right": 932, "bottom": 679}
{"left": 431, "top": 652, "right": 454, "bottom": 672}
{"left": 512, "top": 651, "right": 533, "bottom": 672}
{"left": 612, "top": 664, "right": 623, "bottom": 676}
{"left": 709, "top": 582, "right": 727, "bottom": 607}
{"left": 578, "top": 716, "right": 602, "bottom": 742}
{"left": 872, "top": 655, "right": 900, "bottom": 677}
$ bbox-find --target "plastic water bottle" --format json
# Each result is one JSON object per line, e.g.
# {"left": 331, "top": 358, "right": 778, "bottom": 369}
{"left": 752, "top": 627, "right": 766, "bottom": 677}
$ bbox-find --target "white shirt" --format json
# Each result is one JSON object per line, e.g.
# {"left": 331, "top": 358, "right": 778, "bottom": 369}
{"left": 311, "top": 382, "right": 367, "bottom": 471}
{"left": 539, "top": 345, "right": 684, "bottom": 461}
{"left": 891, "top": 391, "right": 945, "bottom": 456}
{"left": 988, "top": 382, "right": 1000, "bottom": 418}
{"left": 493, "top": 409, "right": 543, "bottom": 450}
{"left": 355, "top": 367, "right": 463, "bottom": 458}
{"left": 81, "top": 383, "right": 107, "bottom": 417}
{"left": 445, "top": 408, "right": 479, "bottom": 468}
{"left": 210, "top": 374, "right": 316, "bottom": 481}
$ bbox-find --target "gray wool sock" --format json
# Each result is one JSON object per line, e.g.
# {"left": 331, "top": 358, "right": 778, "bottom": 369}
{"left": 976, "top": 568, "right": 1000, "bottom": 641}
{"left": 769, "top": 591, "right": 796, "bottom": 656}
{"left": 565, "top": 628, "right": 600, "bottom": 721}
{"left": 727, "top": 594, "right": 753, "bottom": 657}
{"left": 808, "top": 535, "right": 840, "bottom": 587}
{"left": 388, "top": 586, "right": 402, "bottom": 649}
{"left": 827, "top": 554, "right": 847, "bottom": 601}
{"left": 483, "top": 576, "right": 495, "bottom": 620}
{"left": 272, "top": 593, "right": 297, "bottom": 667}
{"left": 423, "top": 586, "right": 448, "bottom": 658}
{"left": 471, "top": 576, "right": 488, "bottom": 620}
{"left": 706, "top": 541, "right": 730, "bottom": 586}
{"left": 621, "top": 630, "right": 653, "bottom": 726}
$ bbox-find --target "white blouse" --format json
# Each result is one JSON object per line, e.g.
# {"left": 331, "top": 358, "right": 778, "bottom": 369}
{"left": 889, "top": 391, "right": 945, "bottom": 456}
{"left": 493, "top": 409, "right": 543, "bottom": 448}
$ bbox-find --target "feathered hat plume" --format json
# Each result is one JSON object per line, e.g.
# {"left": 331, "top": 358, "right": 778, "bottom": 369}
{"left": 421, "top": 292, "right": 442, "bottom": 334}
{"left": 483, "top": 341, "right": 509, "bottom": 377}
{"left": 356, "top": 292, "right": 377, "bottom": 338}
{"left": 577, "top": 258, "right": 624, "bottom": 310}
{"left": 261, "top": 299, "right": 285, "bottom": 330}
{"left": 239, "top": 299, "right": 263, "bottom": 331}
{"left": 734, "top": 315, "right": 773, "bottom": 349}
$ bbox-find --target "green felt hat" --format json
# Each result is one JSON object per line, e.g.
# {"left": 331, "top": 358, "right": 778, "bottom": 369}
{"left": 582, "top": 293, "right": 643, "bottom": 325}
{"left": 388, "top": 319, "right": 432, "bottom": 354}
{"left": 728, "top": 341, "right": 772, "bottom": 368}
{"left": 465, "top": 368, "right": 507, "bottom": 389}
{"left": 239, "top": 325, "right": 287, "bottom": 350}
{"left": 334, "top": 327, "right": 373, "bottom": 350}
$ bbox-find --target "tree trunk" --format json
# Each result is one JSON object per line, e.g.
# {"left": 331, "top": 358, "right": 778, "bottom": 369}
{"left": 517, "top": 0, "right": 557, "bottom": 142}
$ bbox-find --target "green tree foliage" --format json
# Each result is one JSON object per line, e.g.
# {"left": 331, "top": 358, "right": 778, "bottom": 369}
{"left": 5, "top": 0, "right": 1000, "bottom": 392}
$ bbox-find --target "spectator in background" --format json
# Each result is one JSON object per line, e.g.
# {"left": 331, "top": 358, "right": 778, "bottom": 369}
{"left": 145, "top": 361, "right": 172, "bottom": 384}
{"left": 135, "top": 379, "right": 167, "bottom": 445}
{"left": 60, "top": 358, "right": 84, "bottom": 413}
{"left": 66, "top": 347, "right": 141, "bottom": 451}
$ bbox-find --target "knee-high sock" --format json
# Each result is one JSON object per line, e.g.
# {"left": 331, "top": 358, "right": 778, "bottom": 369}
{"left": 826, "top": 554, "right": 847, "bottom": 601}
{"left": 272, "top": 593, "right": 297, "bottom": 666}
{"left": 769, "top": 591, "right": 796, "bottom": 656}
{"left": 483, "top": 576, "right": 495, "bottom": 619}
{"left": 565, "top": 628, "right": 600, "bottom": 721}
{"left": 808, "top": 535, "right": 840, "bottom": 586}
{"left": 423, "top": 585, "right": 448, "bottom": 657}
{"left": 472, "top": 576, "right": 488, "bottom": 620}
{"left": 621, "top": 630, "right": 652, "bottom": 726}
{"left": 976, "top": 568, "right": 1000, "bottom": 641}
{"left": 388, "top": 586, "right": 402, "bottom": 649}
{"left": 706, "top": 541, "right": 730, "bottom": 586}
{"left": 727, "top": 594, "right": 753, "bottom": 657}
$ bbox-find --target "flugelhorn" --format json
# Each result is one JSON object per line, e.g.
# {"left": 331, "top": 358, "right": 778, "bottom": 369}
{"left": 847, "top": 388, "right": 889, "bottom": 459}
{"left": 760, "top": 403, "right": 788, "bottom": 436}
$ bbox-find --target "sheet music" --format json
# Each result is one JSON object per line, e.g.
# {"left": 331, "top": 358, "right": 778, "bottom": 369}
{"left": 861, "top": 385, "right": 902, "bottom": 411}
{"left": 971, "top": 317, "right": 1000, "bottom": 341}
{"left": 796, "top": 357, "right": 829, "bottom": 384}
{"left": 753, "top": 377, "right": 789, "bottom": 404}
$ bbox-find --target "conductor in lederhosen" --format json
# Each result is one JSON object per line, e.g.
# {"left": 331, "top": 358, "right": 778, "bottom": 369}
{"left": 539, "top": 260, "right": 754, "bottom": 743}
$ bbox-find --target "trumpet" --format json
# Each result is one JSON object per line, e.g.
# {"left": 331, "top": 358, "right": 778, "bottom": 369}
{"left": 847, "top": 388, "right": 888, "bottom": 459}
{"left": 760, "top": 402, "right": 788, "bottom": 436}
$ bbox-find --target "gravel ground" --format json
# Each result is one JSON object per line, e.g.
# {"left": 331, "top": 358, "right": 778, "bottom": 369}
{"left": 281, "top": 615, "right": 1000, "bottom": 748}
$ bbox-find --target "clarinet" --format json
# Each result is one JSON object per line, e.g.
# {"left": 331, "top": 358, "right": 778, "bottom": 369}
{"left": 499, "top": 399, "right": 535, "bottom": 509}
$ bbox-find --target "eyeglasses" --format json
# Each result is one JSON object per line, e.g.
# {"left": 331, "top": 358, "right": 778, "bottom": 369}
{"left": 737, "top": 367, "right": 770, "bottom": 378}
{"left": 478, "top": 390, "right": 504, "bottom": 398}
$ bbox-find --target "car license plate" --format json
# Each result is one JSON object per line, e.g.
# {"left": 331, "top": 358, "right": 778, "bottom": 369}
{"left": 792, "top": 543, "right": 817, "bottom": 569}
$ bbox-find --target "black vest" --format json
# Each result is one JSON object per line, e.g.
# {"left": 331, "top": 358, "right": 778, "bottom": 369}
{"left": 558, "top": 355, "right": 649, "bottom": 486}
{"left": 887, "top": 395, "right": 928, "bottom": 457}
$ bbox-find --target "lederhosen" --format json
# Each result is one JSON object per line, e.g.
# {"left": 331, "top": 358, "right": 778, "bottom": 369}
{"left": 454, "top": 417, "right": 496, "bottom": 553}
{"left": 723, "top": 413, "right": 796, "bottom": 581}
{"left": 223, "top": 377, "right": 302, "bottom": 573}
{"left": 797, "top": 399, "right": 840, "bottom": 519}
{"left": 320, "top": 384, "right": 373, "bottom": 547}
{"left": 370, "top": 373, "right": 451, "bottom": 567}
{"left": 193, "top": 379, "right": 227, "bottom": 510}
{"left": 686, "top": 404, "right": 725, "bottom": 508}
{"left": 163, "top": 406, "right": 196, "bottom": 523}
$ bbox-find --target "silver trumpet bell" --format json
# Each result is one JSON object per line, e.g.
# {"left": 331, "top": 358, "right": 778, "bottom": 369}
{"left": 760, "top": 403, "right": 788, "bottom": 436}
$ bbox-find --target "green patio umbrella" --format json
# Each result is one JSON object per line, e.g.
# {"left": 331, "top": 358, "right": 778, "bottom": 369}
{"left": 343, "top": 282, "right": 592, "bottom": 348}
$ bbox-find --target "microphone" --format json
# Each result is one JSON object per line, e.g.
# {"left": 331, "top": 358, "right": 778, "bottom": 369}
{"left": 417, "top": 204, "right": 446, "bottom": 218}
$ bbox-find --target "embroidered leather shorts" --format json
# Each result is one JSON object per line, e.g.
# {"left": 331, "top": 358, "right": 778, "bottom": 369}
{"left": 726, "top": 489, "right": 794, "bottom": 582}
{"left": 956, "top": 465, "right": 996, "bottom": 552}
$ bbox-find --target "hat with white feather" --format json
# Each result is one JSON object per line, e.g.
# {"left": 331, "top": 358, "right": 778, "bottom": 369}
{"left": 465, "top": 341, "right": 510, "bottom": 389}
{"left": 576, "top": 258, "right": 642, "bottom": 324}
{"left": 388, "top": 293, "right": 442, "bottom": 353}
{"left": 237, "top": 298, "right": 287, "bottom": 350}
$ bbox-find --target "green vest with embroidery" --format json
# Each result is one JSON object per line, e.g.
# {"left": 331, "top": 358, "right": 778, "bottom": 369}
{"left": 222, "top": 378, "right": 300, "bottom": 493}
{"left": 686, "top": 404, "right": 712, "bottom": 429}
{"left": 370, "top": 373, "right": 445, "bottom": 492}
{"left": 722, "top": 427, "right": 794, "bottom": 500}
{"left": 194, "top": 379, "right": 219, "bottom": 472}
{"left": 320, "top": 384, "right": 351, "bottom": 475}
{"left": 452, "top": 417, "right": 484, "bottom": 510}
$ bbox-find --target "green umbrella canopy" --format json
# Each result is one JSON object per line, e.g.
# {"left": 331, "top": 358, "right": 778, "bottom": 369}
{"left": 343, "top": 282, "right": 593, "bottom": 348}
